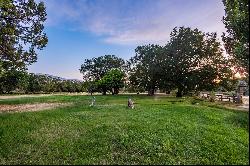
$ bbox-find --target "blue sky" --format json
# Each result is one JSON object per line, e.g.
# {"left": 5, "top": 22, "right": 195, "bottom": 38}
{"left": 28, "top": 0, "right": 227, "bottom": 80}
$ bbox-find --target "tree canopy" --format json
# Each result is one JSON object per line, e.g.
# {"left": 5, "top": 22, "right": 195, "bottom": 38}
{"left": 80, "top": 55, "right": 125, "bottom": 81}
{"left": 97, "top": 69, "right": 125, "bottom": 95}
{"left": 80, "top": 55, "right": 125, "bottom": 94}
{"left": 164, "top": 27, "right": 230, "bottom": 97}
{"left": 128, "top": 27, "right": 233, "bottom": 97}
{"left": 0, "top": 72, "right": 85, "bottom": 94}
{"left": 0, "top": 0, "right": 48, "bottom": 71}
{"left": 128, "top": 44, "right": 165, "bottom": 95}
{"left": 222, "top": 0, "right": 249, "bottom": 74}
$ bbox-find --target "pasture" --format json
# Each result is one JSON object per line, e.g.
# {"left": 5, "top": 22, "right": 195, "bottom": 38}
{"left": 0, "top": 94, "right": 248, "bottom": 165}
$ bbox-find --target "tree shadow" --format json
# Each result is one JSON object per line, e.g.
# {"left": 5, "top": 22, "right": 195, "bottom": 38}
{"left": 225, "top": 112, "right": 249, "bottom": 132}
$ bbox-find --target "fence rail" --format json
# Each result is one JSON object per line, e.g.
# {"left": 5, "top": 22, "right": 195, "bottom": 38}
{"left": 200, "top": 92, "right": 240, "bottom": 103}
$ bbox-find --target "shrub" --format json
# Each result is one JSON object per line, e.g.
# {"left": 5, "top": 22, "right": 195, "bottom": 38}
{"left": 191, "top": 96, "right": 204, "bottom": 104}
{"left": 209, "top": 91, "right": 216, "bottom": 102}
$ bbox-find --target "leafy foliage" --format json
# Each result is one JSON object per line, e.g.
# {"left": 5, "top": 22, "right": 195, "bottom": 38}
{"left": 0, "top": 0, "right": 48, "bottom": 93}
{"left": 0, "top": 72, "right": 85, "bottom": 94}
{"left": 128, "top": 27, "right": 233, "bottom": 96}
{"left": 164, "top": 27, "right": 231, "bottom": 97}
{"left": 0, "top": 70, "right": 29, "bottom": 93}
{"left": 80, "top": 55, "right": 125, "bottom": 94}
{"left": 222, "top": 0, "right": 249, "bottom": 74}
{"left": 80, "top": 55, "right": 125, "bottom": 81}
{"left": 0, "top": 0, "right": 48, "bottom": 71}
{"left": 128, "top": 44, "right": 165, "bottom": 95}
{"left": 97, "top": 69, "right": 125, "bottom": 95}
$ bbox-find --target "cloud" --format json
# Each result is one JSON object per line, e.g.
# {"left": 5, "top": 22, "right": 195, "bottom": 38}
{"left": 42, "top": 0, "right": 227, "bottom": 45}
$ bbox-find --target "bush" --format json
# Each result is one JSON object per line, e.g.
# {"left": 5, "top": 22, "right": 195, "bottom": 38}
{"left": 209, "top": 91, "right": 216, "bottom": 102}
{"left": 191, "top": 96, "right": 204, "bottom": 104}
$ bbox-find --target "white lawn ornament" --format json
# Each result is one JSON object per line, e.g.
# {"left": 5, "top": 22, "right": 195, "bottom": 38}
{"left": 90, "top": 97, "right": 96, "bottom": 107}
{"left": 128, "top": 98, "right": 134, "bottom": 109}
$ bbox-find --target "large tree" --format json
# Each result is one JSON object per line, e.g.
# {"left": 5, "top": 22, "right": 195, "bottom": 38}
{"left": 163, "top": 27, "right": 231, "bottom": 97}
{"left": 222, "top": 0, "right": 249, "bottom": 74}
{"left": 0, "top": 0, "right": 48, "bottom": 71}
{"left": 80, "top": 55, "right": 125, "bottom": 81}
{"left": 128, "top": 44, "right": 165, "bottom": 96}
{"left": 0, "top": 70, "right": 29, "bottom": 93}
{"left": 80, "top": 55, "right": 125, "bottom": 94}
{"left": 97, "top": 69, "right": 125, "bottom": 95}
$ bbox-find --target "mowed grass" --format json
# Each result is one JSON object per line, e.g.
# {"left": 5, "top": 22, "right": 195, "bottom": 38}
{"left": 0, "top": 95, "right": 249, "bottom": 165}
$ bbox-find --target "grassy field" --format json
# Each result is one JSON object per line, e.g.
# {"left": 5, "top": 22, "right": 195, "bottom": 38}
{"left": 0, "top": 94, "right": 249, "bottom": 165}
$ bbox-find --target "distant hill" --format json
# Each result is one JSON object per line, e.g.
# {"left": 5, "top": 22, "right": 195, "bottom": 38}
{"left": 35, "top": 73, "right": 83, "bottom": 82}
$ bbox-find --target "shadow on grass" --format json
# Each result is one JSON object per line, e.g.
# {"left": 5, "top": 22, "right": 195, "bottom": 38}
{"left": 225, "top": 112, "right": 249, "bottom": 132}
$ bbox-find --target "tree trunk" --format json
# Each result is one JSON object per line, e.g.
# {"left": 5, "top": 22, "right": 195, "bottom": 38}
{"left": 102, "top": 88, "right": 107, "bottom": 95}
{"left": 114, "top": 88, "right": 119, "bottom": 94}
{"left": 166, "top": 90, "right": 170, "bottom": 94}
{"left": 176, "top": 87, "right": 183, "bottom": 97}
{"left": 183, "top": 88, "right": 188, "bottom": 96}
{"left": 147, "top": 88, "right": 155, "bottom": 96}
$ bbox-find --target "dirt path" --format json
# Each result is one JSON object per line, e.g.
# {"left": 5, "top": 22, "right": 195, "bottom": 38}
{"left": 0, "top": 94, "right": 55, "bottom": 99}
{"left": 222, "top": 104, "right": 249, "bottom": 112}
{"left": 0, "top": 102, "right": 72, "bottom": 113}
{"left": 236, "top": 104, "right": 249, "bottom": 111}
{"left": 0, "top": 93, "right": 88, "bottom": 100}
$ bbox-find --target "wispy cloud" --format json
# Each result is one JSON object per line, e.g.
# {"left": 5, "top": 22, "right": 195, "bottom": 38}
{"left": 42, "top": 0, "right": 226, "bottom": 45}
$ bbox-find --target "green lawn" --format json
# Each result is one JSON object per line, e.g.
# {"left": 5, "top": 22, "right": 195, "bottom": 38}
{"left": 0, "top": 95, "right": 249, "bottom": 165}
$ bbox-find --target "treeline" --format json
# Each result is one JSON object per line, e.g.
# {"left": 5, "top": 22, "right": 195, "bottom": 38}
{"left": 0, "top": 27, "right": 242, "bottom": 96}
{"left": 0, "top": 71, "right": 85, "bottom": 94}
{"left": 80, "top": 27, "right": 240, "bottom": 97}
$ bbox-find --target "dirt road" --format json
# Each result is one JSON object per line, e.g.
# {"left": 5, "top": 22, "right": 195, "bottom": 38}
{"left": 0, "top": 93, "right": 88, "bottom": 100}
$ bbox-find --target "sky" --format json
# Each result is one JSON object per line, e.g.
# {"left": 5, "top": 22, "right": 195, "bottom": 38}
{"left": 28, "top": 0, "right": 227, "bottom": 80}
